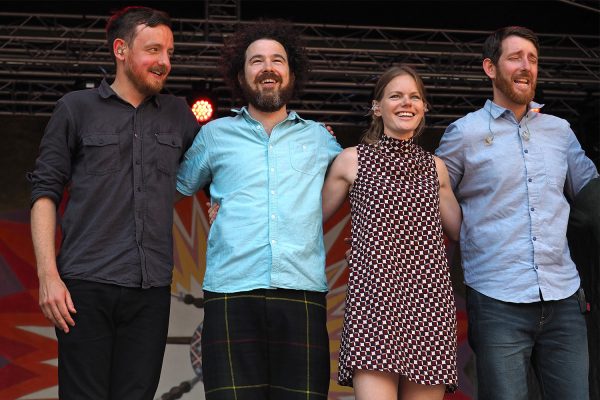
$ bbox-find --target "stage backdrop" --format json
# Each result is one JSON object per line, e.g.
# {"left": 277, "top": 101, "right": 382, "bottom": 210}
{"left": 0, "top": 191, "right": 474, "bottom": 400}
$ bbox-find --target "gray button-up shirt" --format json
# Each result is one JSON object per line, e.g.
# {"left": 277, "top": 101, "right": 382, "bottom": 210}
{"left": 29, "top": 79, "right": 199, "bottom": 288}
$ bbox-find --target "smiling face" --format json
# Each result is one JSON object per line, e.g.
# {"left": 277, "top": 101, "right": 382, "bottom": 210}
{"left": 373, "top": 73, "right": 426, "bottom": 140}
{"left": 122, "top": 24, "right": 173, "bottom": 98}
{"left": 488, "top": 35, "right": 538, "bottom": 110}
{"left": 239, "top": 39, "right": 294, "bottom": 113}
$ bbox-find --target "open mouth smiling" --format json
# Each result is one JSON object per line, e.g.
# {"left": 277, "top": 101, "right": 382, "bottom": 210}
{"left": 150, "top": 67, "right": 167, "bottom": 77}
{"left": 514, "top": 77, "right": 531, "bottom": 87}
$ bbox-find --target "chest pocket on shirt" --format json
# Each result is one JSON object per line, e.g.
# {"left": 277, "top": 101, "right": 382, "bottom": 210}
{"left": 82, "top": 134, "right": 121, "bottom": 175}
{"left": 156, "top": 133, "right": 182, "bottom": 175}
{"left": 289, "top": 142, "right": 318, "bottom": 176}
{"left": 544, "top": 149, "right": 568, "bottom": 188}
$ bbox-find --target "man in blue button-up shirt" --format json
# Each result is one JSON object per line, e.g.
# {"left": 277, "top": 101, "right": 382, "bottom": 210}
{"left": 437, "top": 26, "right": 598, "bottom": 400}
{"left": 177, "top": 21, "right": 341, "bottom": 400}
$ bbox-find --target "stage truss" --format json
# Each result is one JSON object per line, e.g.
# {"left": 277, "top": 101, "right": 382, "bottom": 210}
{"left": 0, "top": 1, "right": 598, "bottom": 131}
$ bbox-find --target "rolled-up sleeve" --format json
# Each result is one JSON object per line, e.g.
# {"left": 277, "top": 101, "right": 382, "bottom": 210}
{"left": 29, "top": 100, "right": 76, "bottom": 206}
{"left": 176, "top": 126, "right": 211, "bottom": 196}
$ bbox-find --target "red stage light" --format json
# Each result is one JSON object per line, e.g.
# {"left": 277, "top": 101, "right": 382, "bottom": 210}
{"left": 191, "top": 98, "right": 214, "bottom": 122}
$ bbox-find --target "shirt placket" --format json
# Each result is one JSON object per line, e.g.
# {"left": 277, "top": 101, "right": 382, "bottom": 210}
{"left": 266, "top": 127, "right": 280, "bottom": 286}
{"left": 132, "top": 106, "right": 147, "bottom": 286}
{"left": 519, "top": 112, "right": 543, "bottom": 289}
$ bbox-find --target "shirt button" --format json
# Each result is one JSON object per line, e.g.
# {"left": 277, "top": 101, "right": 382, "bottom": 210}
{"left": 528, "top": 178, "right": 532, "bottom": 182}
{"left": 271, "top": 214, "right": 276, "bottom": 219}
{"left": 524, "top": 149, "right": 529, "bottom": 154}
{"left": 270, "top": 168, "right": 274, "bottom": 172}
{"left": 271, "top": 239, "right": 277, "bottom": 245}
{"left": 256, "top": 125, "right": 261, "bottom": 130}
{"left": 532, "top": 236, "right": 537, "bottom": 241}
{"left": 137, "top": 187, "right": 141, "bottom": 192}
{"left": 271, "top": 190, "right": 275, "bottom": 195}
{"left": 534, "top": 264, "right": 539, "bottom": 270}
{"left": 530, "top": 207, "right": 535, "bottom": 211}
{"left": 172, "top": 140, "right": 176, "bottom": 145}
{"left": 136, "top": 160, "right": 141, "bottom": 165}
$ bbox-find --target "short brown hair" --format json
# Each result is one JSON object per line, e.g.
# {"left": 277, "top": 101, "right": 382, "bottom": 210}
{"left": 106, "top": 6, "right": 171, "bottom": 62}
{"left": 483, "top": 26, "right": 539, "bottom": 65}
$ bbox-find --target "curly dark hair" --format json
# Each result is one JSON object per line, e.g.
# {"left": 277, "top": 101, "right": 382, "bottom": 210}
{"left": 221, "top": 20, "right": 310, "bottom": 98}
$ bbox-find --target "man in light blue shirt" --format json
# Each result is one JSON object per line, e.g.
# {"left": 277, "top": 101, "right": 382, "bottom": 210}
{"left": 176, "top": 21, "right": 341, "bottom": 400}
{"left": 436, "top": 26, "right": 598, "bottom": 400}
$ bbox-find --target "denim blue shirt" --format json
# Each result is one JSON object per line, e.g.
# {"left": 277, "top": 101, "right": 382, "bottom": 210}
{"left": 176, "top": 107, "right": 342, "bottom": 293}
{"left": 436, "top": 100, "right": 598, "bottom": 303}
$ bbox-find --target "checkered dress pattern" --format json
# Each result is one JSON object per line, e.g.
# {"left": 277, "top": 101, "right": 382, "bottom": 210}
{"left": 337, "top": 135, "right": 458, "bottom": 391}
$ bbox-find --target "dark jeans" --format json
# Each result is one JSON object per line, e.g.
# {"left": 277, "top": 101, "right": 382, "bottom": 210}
{"left": 56, "top": 279, "right": 171, "bottom": 400}
{"left": 467, "top": 286, "right": 589, "bottom": 400}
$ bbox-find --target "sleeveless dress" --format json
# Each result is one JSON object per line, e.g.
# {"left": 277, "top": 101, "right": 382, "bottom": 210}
{"left": 337, "top": 135, "right": 457, "bottom": 391}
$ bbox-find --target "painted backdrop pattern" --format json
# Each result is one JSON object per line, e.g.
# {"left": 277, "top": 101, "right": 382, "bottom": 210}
{"left": 0, "top": 192, "right": 474, "bottom": 399}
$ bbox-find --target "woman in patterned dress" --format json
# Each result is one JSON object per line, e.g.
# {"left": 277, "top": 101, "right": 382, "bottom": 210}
{"left": 322, "top": 65, "right": 462, "bottom": 400}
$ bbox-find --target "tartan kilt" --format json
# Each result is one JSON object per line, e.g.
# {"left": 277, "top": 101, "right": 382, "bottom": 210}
{"left": 201, "top": 288, "right": 331, "bottom": 400}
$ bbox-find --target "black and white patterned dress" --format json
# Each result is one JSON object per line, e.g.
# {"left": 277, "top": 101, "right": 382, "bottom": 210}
{"left": 337, "top": 135, "right": 457, "bottom": 391}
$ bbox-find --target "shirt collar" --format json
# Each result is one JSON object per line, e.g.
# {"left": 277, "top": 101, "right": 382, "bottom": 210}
{"left": 98, "top": 78, "right": 160, "bottom": 107}
{"left": 232, "top": 106, "right": 306, "bottom": 124}
{"left": 485, "top": 99, "right": 545, "bottom": 119}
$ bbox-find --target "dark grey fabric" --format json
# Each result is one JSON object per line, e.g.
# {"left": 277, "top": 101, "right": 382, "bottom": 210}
{"left": 29, "top": 79, "right": 199, "bottom": 288}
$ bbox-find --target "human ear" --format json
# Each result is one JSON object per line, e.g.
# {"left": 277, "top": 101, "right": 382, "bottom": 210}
{"left": 483, "top": 58, "right": 496, "bottom": 80}
{"left": 113, "top": 39, "right": 126, "bottom": 59}
{"left": 371, "top": 101, "right": 381, "bottom": 116}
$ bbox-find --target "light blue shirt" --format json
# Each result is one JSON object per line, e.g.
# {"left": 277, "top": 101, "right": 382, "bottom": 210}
{"left": 436, "top": 100, "right": 598, "bottom": 303}
{"left": 176, "top": 107, "right": 342, "bottom": 293}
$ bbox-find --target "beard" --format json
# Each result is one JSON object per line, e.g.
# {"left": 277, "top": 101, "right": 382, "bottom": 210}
{"left": 240, "top": 71, "right": 295, "bottom": 112}
{"left": 494, "top": 69, "right": 536, "bottom": 105}
{"left": 124, "top": 61, "right": 168, "bottom": 97}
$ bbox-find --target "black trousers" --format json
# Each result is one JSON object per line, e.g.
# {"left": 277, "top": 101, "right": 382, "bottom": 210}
{"left": 56, "top": 279, "right": 171, "bottom": 400}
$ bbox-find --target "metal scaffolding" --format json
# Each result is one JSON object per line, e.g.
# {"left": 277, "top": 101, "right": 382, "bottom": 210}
{"left": 0, "top": 9, "right": 598, "bottom": 129}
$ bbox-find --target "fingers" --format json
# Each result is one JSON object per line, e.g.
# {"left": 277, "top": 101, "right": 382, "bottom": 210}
{"left": 343, "top": 236, "right": 351, "bottom": 262}
{"left": 41, "top": 300, "right": 72, "bottom": 333}
{"left": 325, "top": 124, "right": 336, "bottom": 137}
{"left": 65, "top": 290, "right": 77, "bottom": 315}
{"left": 208, "top": 203, "right": 219, "bottom": 225}
{"left": 58, "top": 293, "right": 76, "bottom": 329}
{"left": 49, "top": 301, "right": 73, "bottom": 333}
{"left": 39, "top": 279, "right": 76, "bottom": 333}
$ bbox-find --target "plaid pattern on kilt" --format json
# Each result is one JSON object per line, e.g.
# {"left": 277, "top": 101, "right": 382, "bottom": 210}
{"left": 201, "top": 288, "right": 331, "bottom": 400}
